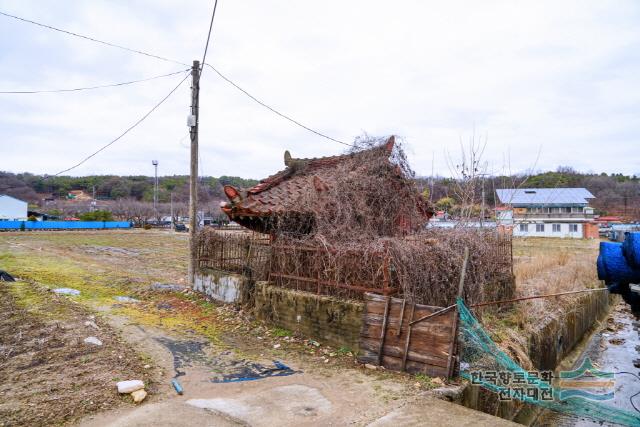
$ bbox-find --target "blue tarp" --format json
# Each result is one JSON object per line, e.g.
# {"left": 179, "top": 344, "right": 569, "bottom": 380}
{"left": 622, "top": 232, "right": 640, "bottom": 269}
{"left": 0, "top": 221, "right": 131, "bottom": 230}
{"left": 598, "top": 233, "right": 640, "bottom": 309}
{"left": 598, "top": 241, "right": 640, "bottom": 284}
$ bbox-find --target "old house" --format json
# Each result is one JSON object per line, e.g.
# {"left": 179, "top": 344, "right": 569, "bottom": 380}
{"left": 220, "top": 136, "right": 432, "bottom": 235}
{"left": 496, "top": 187, "right": 598, "bottom": 238}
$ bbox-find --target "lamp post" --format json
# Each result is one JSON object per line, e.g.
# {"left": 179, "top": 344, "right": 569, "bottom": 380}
{"left": 152, "top": 160, "right": 159, "bottom": 216}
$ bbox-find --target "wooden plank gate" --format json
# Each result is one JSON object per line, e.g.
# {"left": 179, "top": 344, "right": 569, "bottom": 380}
{"left": 358, "top": 293, "right": 458, "bottom": 378}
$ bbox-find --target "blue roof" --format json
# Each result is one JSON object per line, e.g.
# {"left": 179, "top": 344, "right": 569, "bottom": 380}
{"left": 495, "top": 188, "right": 594, "bottom": 206}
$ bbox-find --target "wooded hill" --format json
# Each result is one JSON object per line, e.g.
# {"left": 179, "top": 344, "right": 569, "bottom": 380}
{"left": 417, "top": 167, "right": 640, "bottom": 219}
{"left": 0, "top": 172, "right": 258, "bottom": 205}
{"left": 2, "top": 167, "right": 639, "bottom": 220}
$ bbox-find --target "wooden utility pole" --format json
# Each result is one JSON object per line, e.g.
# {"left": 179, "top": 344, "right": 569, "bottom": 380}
{"left": 188, "top": 60, "right": 200, "bottom": 287}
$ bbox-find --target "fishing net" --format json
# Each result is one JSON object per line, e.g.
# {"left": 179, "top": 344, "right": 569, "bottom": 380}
{"left": 457, "top": 298, "right": 640, "bottom": 426}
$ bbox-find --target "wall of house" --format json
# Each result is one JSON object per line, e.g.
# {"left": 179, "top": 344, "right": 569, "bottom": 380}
{"left": 583, "top": 222, "right": 600, "bottom": 239}
{"left": 253, "top": 281, "right": 364, "bottom": 351}
{"left": 0, "top": 196, "right": 28, "bottom": 220}
{"left": 513, "top": 222, "right": 584, "bottom": 238}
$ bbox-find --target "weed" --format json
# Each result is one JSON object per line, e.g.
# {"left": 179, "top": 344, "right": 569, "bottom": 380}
{"left": 272, "top": 327, "right": 292, "bottom": 337}
{"left": 336, "top": 346, "right": 352, "bottom": 356}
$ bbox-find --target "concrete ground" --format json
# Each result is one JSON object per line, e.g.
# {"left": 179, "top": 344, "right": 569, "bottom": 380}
{"left": 78, "top": 320, "right": 516, "bottom": 427}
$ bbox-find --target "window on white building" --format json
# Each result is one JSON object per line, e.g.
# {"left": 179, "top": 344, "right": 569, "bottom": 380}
{"left": 552, "top": 224, "right": 561, "bottom": 232}
{"left": 536, "top": 224, "right": 545, "bottom": 232}
{"left": 519, "top": 223, "right": 528, "bottom": 232}
{"left": 569, "top": 224, "right": 578, "bottom": 232}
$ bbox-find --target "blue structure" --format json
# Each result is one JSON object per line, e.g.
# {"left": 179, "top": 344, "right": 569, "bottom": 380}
{"left": 0, "top": 221, "right": 131, "bottom": 230}
{"left": 598, "top": 232, "right": 640, "bottom": 310}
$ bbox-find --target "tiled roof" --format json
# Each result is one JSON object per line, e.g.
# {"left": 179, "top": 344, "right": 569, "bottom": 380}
{"left": 496, "top": 188, "right": 595, "bottom": 206}
{"left": 222, "top": 138, "right": 396, "bottom": 220}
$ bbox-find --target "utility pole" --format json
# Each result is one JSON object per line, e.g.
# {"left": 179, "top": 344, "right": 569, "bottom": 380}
{"left": 188, "top": 60, "right": 200, "bottom": 287}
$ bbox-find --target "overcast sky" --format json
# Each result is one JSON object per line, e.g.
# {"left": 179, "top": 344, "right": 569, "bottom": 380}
{"left": 1, "top": 0, "right": 639, "bottom": 179}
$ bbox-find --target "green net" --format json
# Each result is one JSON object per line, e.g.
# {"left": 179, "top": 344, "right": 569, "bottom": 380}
{"left": 457, "top": 298, "right": 640, "bottom": 426}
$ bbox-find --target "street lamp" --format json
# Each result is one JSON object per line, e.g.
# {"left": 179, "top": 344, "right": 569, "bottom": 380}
{"left": 152, "top": 160, "right": 159, "bottom": 214}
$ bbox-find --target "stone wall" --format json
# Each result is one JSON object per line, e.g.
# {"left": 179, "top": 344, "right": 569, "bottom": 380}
{"left": 253, "top": 281, "right": 364, "bottom": 351}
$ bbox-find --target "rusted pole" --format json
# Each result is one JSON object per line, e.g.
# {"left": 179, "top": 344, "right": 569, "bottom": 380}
{"left": 446, "top": 246, "right": 469, "bottom": 378}
{"left": 408, "top": 304, "right": 456, "bottom": 326}
{"left": 470, "top": 287, "right": 609, "bottom": 308}
{"left": 377, "top": 296, "right": 391, "bottom": 366}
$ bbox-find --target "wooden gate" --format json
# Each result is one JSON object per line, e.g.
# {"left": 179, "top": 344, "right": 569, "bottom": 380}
{"left": 358, "top": 293, "right": 458, "bottom": 378}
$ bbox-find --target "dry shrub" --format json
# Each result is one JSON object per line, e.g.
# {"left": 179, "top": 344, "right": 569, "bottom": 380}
{"left": 268, "top": 137, "right": 514, "bottom": 307}
{"left": 390, "top": 228, "right": 514, "bottom": 306}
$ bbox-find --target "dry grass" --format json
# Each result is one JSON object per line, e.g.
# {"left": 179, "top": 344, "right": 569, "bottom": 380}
{"left": 476, "top": 237, "right": 601, "bottom": 367}
{"left": 512, "top": 237, "right": 600, "bottom": 330}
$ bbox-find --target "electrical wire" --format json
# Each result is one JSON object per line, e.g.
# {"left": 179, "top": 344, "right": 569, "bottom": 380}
{"left": 47, "top": 71, "right": 190, "bottom": 178}
{"left": 0, "top": 69, "right": 189, "bottom": 94}
{"left": 203, "top": 63, "right": 353, "bottom": 147}
{"left": 0, "top": 10, "right": 188, "bottom": 66}
{"left": 1, "top": 9, "right": 352, "bottom": 148}
{"left": 200, "top": 0, "right": 218, "bottom": 75}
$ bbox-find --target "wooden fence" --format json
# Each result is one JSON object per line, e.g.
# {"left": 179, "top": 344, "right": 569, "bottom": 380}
{"left": 358, "top": 293, "right": 457, "bottom": 378}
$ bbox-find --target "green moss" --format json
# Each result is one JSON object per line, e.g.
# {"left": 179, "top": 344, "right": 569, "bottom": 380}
{"left": 5, "top": 281, "right": 72, "bottom": 320}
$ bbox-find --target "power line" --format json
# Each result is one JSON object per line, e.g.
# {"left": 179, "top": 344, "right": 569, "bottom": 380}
{"left": 0, "top": 9, "right": 352, "bottom": 147}
{"left": 0, "top": 10, "right": 188, "bottom": 66}
{"left": 200, "top": 0, "right": 219, "bottom": 74}
{"left": 0, "top": 69, "right": 189, "bottom": 94}
{"left": 47, "top": 71, "right": 190, "bottom": 178}
{"left": 203, "top": 63, "right": 353, "bottom": 147}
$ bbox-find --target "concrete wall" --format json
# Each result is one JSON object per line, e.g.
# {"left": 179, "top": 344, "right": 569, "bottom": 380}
{"left": 462, "top": 291, "right": 613, "bottom": 423}
{"left": 194, "top": 268, "right": 248, "bottom": 304}
{"left": 527, "top": 290, "right": 612, "bottom": 370}
{"left": 253, "top": 281, "right": 364, "bottom": 351}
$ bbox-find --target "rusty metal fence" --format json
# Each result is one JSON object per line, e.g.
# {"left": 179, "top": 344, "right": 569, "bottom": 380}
{"left": 268, "top": 240, "right": 397, "bottom": 300}
{"left": 195, "top": 230, "right": 271, "bottom": 280}
{"left": 195, "top": 229, "right": 513, "bottom": 303}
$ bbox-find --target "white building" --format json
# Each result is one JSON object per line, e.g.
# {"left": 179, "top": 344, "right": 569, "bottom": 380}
{"left": 496, "top": 188, "right": 598, "bottom": 239}
{"left": 0, "top": 195, "right": 28, "bottom": 221}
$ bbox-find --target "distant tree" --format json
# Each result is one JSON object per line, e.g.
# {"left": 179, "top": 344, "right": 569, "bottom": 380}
{"left": 435, "top": 197, "right": 455, "bottom": 212}
{"left": 79, "top": 210, "right": 113, "bottom": 221}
